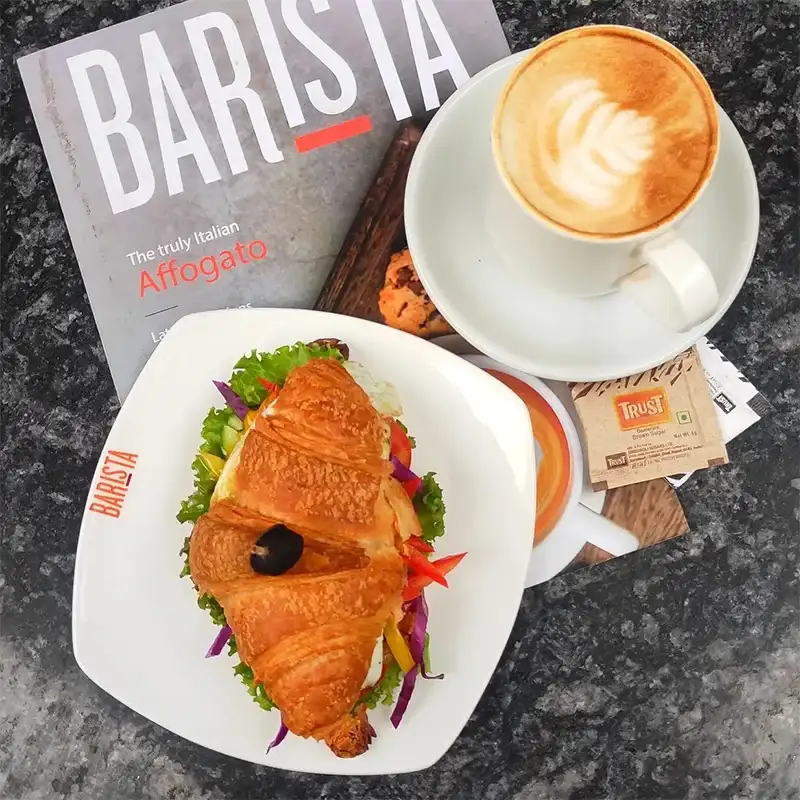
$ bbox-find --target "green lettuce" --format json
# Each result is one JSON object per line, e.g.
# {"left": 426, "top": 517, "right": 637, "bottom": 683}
{"left": 198, "top": 407, "right": 236, "bottom": 458}
{"left": 176, "top": 406, "right": 242, "bottom": 524}
{"left": 179, "top": 537, "right": 191, "bottom": 578}
{"left": 176, "top": 453, "right": 219, "bottom": 524}
{"left": 228, "top": 637, "right": 277, "bottom": 711}
{"left": 358, "top": 659, "right": 403, "bottom": 710}
{"left": 197, "top": 592, "right": 226, "bottom": 627}
{"left": 413, "top": 473, "right": 446, "bottom": 545}
{"left": 229, "top": 342, "right": 344, "bottom": 407}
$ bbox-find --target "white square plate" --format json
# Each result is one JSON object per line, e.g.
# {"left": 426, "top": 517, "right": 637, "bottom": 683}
{"left": 73, "top": 309, "right": 535, "bottom": 775}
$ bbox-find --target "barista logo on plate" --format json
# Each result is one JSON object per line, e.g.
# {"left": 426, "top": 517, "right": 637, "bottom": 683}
{"left": 613, "top": 388, "right": 671, "bottom": 431}
{"left": 89, "top": 450, "right": 139, "bottom": 519}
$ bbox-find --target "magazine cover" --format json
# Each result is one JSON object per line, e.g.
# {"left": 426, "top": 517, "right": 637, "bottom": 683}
{"left": 18, "top": 0, "right": 509, "bottom": 399}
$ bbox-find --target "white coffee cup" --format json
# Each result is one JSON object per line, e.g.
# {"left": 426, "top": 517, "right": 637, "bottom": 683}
{"left": 491, "top": 25, "right": 722, "bottom": 333}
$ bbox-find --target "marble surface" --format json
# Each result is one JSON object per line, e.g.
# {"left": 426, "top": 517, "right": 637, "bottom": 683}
{"left": 1, "top": 0, "right": 799, "bottom": 798}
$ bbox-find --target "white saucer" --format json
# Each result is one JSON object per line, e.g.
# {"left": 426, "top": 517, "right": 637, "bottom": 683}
{"left": 405, "top": 51, "right": 760, "bottom": 382}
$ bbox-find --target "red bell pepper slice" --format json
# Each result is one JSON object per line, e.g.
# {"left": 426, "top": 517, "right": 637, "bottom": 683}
{"left": 258, "top": 378, "right": 279, "bottom": 394}
{"left": 402, "top": 553, "right": 467, "bottom": 602}
{"left": 403, "top": 552, "right": 448, "bottom": 588}
{"left": 407, "top": 535, "right": 434, "bottom": 554}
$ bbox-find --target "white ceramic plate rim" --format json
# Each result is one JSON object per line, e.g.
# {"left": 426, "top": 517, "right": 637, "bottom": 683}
{"left": 463, "top": 355, "right": 587, "bottom": 578}
{"left": 405, "top": 50, "right": 760, "bottom": 382}
{"left": 72, "top": 308, "right": 535, "bottom": 775}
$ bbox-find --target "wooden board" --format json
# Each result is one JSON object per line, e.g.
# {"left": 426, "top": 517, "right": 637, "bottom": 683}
{"left": 314, "top": 121, "right": 690, "bottom": 572}
{"left": 578, "top": 480, "right": 688, "bottom": 566}
{"left": 315, "top": 121, "right": 424, "bottom": 324}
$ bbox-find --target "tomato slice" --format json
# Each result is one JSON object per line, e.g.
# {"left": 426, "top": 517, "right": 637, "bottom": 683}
{"left": 389, "top": 420, "right": 413, "bottom": 469}
{"left": 402, "top": 553, "right": 467, "bottom": 602}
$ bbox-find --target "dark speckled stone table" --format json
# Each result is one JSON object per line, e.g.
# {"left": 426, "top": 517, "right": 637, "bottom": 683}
{"left": 2, "top": 1, "right": 799, "bottom": 798}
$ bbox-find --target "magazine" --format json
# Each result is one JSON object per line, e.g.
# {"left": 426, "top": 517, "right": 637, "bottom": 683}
{"left": 18, "top": 0, "right": 509, "bottom": 399}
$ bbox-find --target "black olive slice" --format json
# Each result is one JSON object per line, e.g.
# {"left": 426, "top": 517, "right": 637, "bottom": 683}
{"left": 250, "top": 524, "right": 304, "bottom": 576}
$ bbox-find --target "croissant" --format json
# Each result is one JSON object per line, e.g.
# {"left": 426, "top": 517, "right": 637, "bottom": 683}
{"left": 189, "top": 359, "right": 416, "bottom": 757}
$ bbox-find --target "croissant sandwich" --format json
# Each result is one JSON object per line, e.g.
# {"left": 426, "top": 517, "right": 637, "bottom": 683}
{"left": 177, "top": 341, "right": 466, "bottom": 757}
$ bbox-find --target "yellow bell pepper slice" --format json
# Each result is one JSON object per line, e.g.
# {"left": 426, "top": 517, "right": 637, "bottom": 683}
{"left": 199, "top": 452, "right": 226, "bottom": 478}
{"left": 383, "top": 618, "right": 415, "bottom": 673}
{"left": 245, "top": 410, "right": 258, "bottom": 430}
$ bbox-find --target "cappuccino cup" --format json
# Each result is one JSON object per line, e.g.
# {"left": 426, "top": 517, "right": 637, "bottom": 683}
{"left": 491, "top": 25, "right": 721, "bottom": 332}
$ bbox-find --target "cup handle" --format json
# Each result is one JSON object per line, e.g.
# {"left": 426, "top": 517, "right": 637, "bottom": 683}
{"left": 572, "top": 504, "right": 640, "bottom": 557}
{"left": 617, "top": 230, "right": 719, "bottom": 332}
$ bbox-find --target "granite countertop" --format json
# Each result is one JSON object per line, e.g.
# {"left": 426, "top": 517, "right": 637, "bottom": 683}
{"left": 2, "top": 1, "right": 798, "bottom": 798}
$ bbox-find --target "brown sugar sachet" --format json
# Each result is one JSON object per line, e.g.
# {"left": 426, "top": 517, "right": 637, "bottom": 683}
{"left": 570, "top": 348, "right": 728, "bottom": 491}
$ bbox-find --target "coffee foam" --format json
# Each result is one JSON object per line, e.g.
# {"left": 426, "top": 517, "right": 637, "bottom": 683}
{"left": 494, "top": 27, "right": 719, "bottom": 238}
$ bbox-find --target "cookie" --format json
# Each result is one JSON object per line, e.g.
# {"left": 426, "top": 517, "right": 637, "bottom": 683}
{"left": 378, "top": 249, "right": 455, "bottom": 338}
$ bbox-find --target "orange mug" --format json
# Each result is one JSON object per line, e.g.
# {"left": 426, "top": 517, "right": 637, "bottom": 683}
{"left": 465, "top": 355, "right": 640, "bottom": 585}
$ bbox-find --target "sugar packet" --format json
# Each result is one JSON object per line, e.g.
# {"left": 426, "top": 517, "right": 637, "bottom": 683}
{"left": 570, "top": 348, "right": 728, "bottom": 491}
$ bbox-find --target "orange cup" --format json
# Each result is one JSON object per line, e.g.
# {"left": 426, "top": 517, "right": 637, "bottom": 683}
{"left": 485, "top": 369, "right": 571, "bottom": 544}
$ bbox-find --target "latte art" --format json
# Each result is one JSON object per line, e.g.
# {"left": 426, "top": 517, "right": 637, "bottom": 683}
{"left": 540, "top": 78, "right": 655, "bottom": 210}
{"left": 493, "top": 26, "right": 719, "bottom": 238}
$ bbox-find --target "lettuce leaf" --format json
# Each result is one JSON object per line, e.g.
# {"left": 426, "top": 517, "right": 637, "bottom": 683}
{"left": 179, "top": 536, "right": 191, "bottom": 578}
{"left": 358, "top": 659, "right": 403, "bottom": 710}
{"left": 197, "top": 592, "right": 226, "bottom": 627}
{"left": 229, "top": 342, "right": 344, "bottom": 407}
{"left": 413, "top": 473, "right": 446, "bottom": 545}
{"left": 176, "top": 406, "right": 241, "bottom": 523}
{"left": 231, "top": 641, "right": 277, "bottom": 712}
{"left": 176, "top": 453, "right": 219, "bottom": 524}
{"left": 197, "top": 407, "right": 233, "bottom": 458}
{"left": 233, "top": 663, "right": 276, "bottom": 712}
